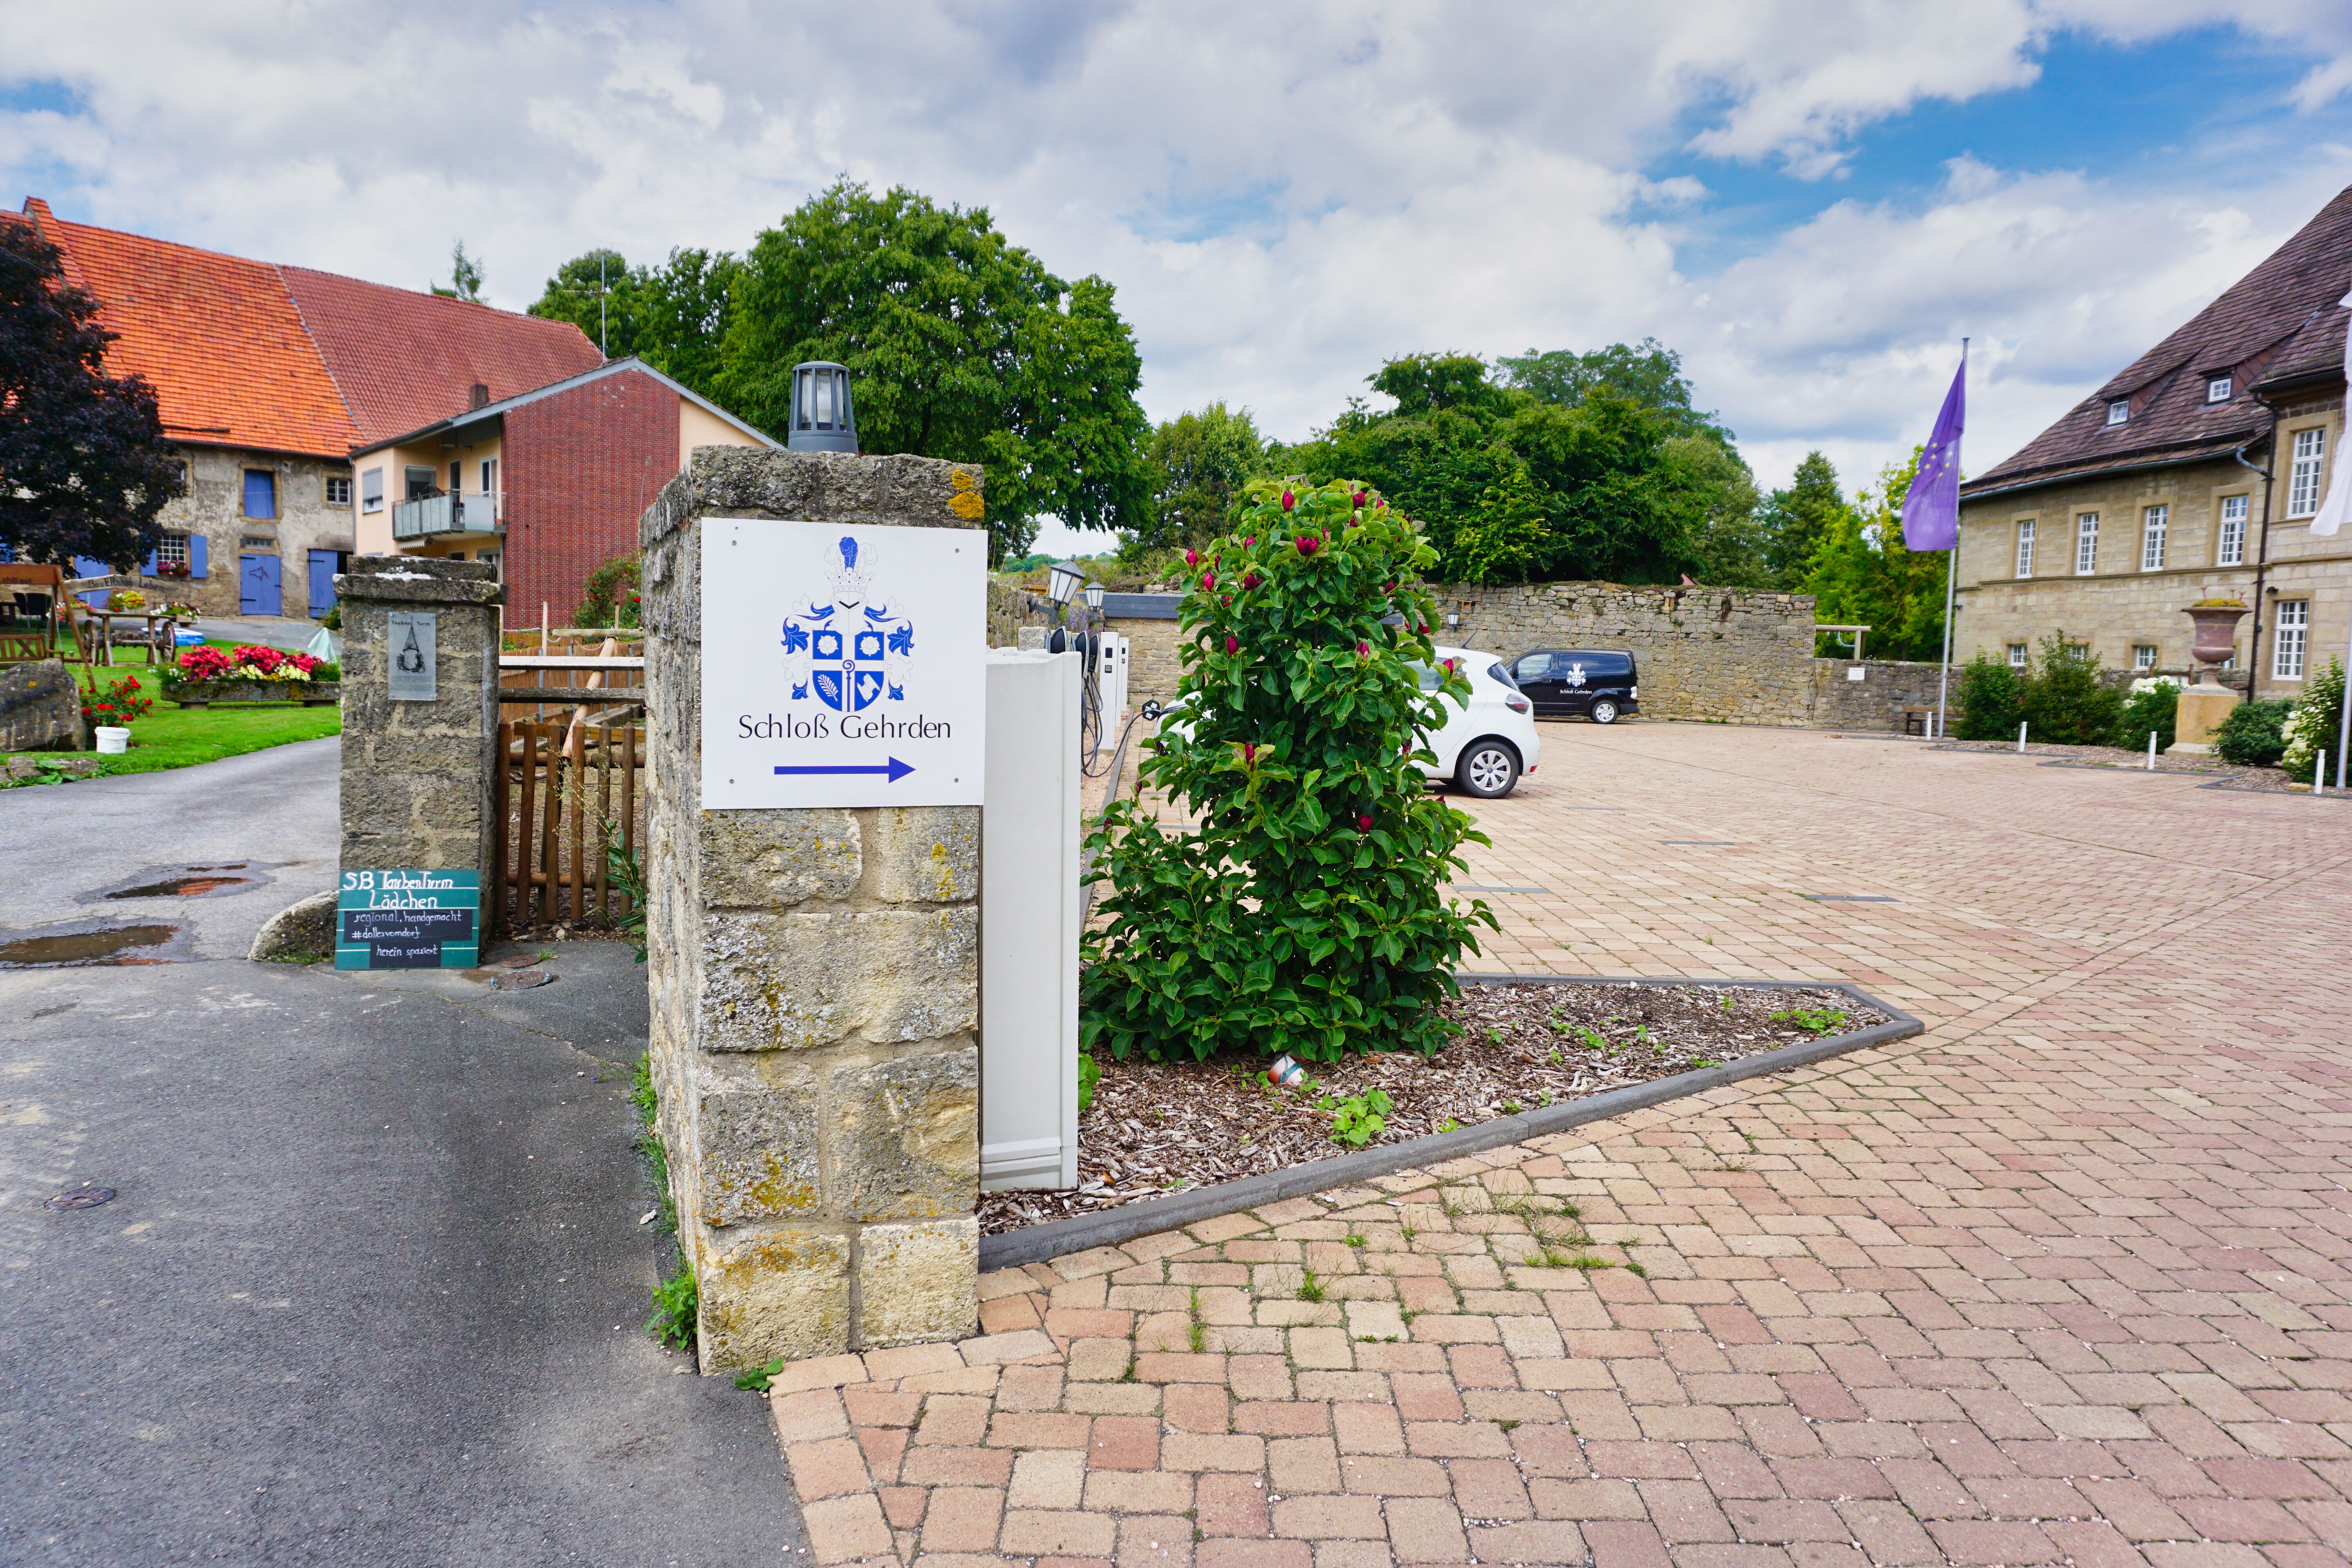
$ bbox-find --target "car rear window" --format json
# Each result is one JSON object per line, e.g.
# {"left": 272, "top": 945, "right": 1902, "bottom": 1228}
{"left": 1486, "top": 661, "right": 1516, "bottom": 690}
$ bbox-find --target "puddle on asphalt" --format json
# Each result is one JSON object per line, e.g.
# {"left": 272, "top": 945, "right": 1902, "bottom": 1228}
{"left": 0, "top": 922, "right": 188, "bottom": 968}
{"left": 83, "top": 863, "right": 269, "bottom": 903}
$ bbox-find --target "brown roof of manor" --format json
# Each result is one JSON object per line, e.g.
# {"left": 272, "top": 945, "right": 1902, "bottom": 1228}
{"left": 1965, "top": 181, "right": 2352, "bottom": 498}
{"left": 9, "top": 197, "right": 602, "bottom": 460}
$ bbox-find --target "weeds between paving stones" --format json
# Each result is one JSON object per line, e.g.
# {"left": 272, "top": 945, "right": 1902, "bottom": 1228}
{"left": 632, "top": 1053, "right": 695, "bottom": 1355}
{"left": 980, "top": 978, "right": 1880, "bottom": 1234}
{"left": 1296, "top": 1266, "right": 1326, "bottom": 1303}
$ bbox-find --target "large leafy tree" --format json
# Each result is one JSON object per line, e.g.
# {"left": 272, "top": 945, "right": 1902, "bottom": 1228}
{"left": 1801, "top": 452, "right": 1950, "bottom": 662}
{"left": 0, "top": 222, "right": 183, "bottom": 568}
{"left": 1133, "top": 402, "right": 1267, "bottom": 551}
{"left": 1497, "top": 338, "right": 1737, "bottom": 445}
{"left": 719, "top": 181, "right": 1152, "bottom": 563}
{"left": 1277, "top": 351, "right": 1720, "bottom": 584}
{"left": 528, "top": 246, "right": 740, "bottom": 397}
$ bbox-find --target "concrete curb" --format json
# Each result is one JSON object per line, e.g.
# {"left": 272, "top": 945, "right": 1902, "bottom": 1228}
{"left": 978, "top": 973, "right": 1923, "bottom": 1272}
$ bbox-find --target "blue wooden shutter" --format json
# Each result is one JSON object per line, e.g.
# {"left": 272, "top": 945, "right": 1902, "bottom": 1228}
{"left": 143, "top": 548, "right": 158, "bottom": 575}
{"left": 243, "top": 470, "right": 276, "bottom": 519}
{"left": 189, "top": 535, "right": 208, "bottom": 578}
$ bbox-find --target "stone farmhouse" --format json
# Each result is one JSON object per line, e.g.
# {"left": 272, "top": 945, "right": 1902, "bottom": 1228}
{"left": 5, "top": 198, "right": 772, "bottom": 624}
{"left": 1956, "top": 183, "right": 2352, "bottom": 700}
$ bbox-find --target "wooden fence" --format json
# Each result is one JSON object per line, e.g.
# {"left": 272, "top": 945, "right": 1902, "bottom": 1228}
{"left": 492, "top": 719, "right": 644, "bottom": 934}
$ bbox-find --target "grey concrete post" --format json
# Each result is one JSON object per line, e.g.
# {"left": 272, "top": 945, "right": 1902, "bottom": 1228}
{"left": 335, "top": 557, "right": 503, "bottom": 883}
{"left": 641, "top": 446, "right": 986, "bottom": 1372}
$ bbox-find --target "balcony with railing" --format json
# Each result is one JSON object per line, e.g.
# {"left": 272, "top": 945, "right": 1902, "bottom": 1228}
{"left": 392, "top": 490, "right": 504, "bottom": 543}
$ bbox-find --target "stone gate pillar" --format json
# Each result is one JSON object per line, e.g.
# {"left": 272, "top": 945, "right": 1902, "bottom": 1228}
{"left": 641, "top": 447, "right": 985, "bottom": 1372}
{"left": 336, "top": 557, "right": 503, "bottom": 883}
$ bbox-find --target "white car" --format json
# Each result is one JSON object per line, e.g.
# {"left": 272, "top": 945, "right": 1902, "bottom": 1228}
{"left": 1416, "top": 646, "right": 1541, "bottom": 799}
{"left": 1152, "top": 644, "right": 1541, "bottom": 800}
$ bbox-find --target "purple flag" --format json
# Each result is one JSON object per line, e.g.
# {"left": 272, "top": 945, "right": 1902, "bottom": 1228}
{"left": 1900, "top": 360, "right": 1965, "bottom": 552}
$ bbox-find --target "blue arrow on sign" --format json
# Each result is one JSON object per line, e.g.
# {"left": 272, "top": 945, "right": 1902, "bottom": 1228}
{"left": 773, "top": 758, "right": 915, "bottom": 783}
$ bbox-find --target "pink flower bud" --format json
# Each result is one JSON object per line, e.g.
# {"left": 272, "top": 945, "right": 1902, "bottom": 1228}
{"left": 1281, "top": 490, "right": 1295, "bottom": 510}
{"left": 1382, "top": 581, "right": 1396, "bottom": 595}
{"left": 1201, "top": 572, "right": 1216, "bottom": 591}
{"left": 1225, "top": 635, "right": 1239, "bottom": 654}
{"left": 1184, "top": 548, "right": 1197, "bottom": 566}
{"left": 1242, "top": 572, "right": 1261, "bottom": 589}
{"left": 1352, "top": 490, "right": 1367, "bottom": 506}
{"left": 1375, "top": 498, "right": 1386, "bottom": 508}
{"left": 1296, "top": 535, "right": 1318, "bottom": 556}
{"left": 1357, "top": 814, "right": 1373, "bottom": 831}
{"left": 1243, "top": 536, "right": 1254, "bottom": 546}
{"left": 1244, "top": 743, "right": 1256, "bottom": 763}
{"left": 1356, "top": 640, "right": 1370, "bottom": 656}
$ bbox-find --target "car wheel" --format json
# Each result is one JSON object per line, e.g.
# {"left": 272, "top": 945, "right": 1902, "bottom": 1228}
{"left": 1589, "top": 698, "right": 1620, "bottom": 725}
{"left": 1455, "top": 739, "right": 1520, "bottom": 799}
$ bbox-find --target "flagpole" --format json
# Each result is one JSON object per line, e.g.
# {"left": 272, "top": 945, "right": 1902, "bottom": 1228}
{"left": 1935, "top": 338, "right": 1967, "bottom": 739}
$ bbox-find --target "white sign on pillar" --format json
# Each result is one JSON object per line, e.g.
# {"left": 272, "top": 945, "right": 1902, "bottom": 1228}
{"left": 701, "top": 518, "right": 985, "bottom": 808}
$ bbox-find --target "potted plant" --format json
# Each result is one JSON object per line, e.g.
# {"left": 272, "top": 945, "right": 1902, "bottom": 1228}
{"left": 163, "top": 644, "right": 339, "bottom": 707}
{"left": 82, "top": 674, "right": 154, "bottom": 753}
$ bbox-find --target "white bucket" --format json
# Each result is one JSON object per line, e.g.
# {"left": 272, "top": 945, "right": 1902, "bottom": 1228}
{"left": 94, "top": 726, "right": 129, "bottom": 755}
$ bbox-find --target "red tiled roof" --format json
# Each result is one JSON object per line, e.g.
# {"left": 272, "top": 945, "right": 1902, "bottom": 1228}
{"left": 16, "top": 197, "right": 602, "bottom": 460}
{"left": 282, "top": 266, "right": 602, "bottom": 448}
{"left": 22, "top": 198, "right": 359, "bottom": 457}
{"left": 1967, "top": 181, "right": 2352, "bottom": 495}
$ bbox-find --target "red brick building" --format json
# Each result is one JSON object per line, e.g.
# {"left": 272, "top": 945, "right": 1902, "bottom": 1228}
{"left": 350, "top": 358, "right": 775, "bottom": 625}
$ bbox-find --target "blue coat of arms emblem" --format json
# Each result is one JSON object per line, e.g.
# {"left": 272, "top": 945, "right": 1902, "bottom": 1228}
{"left": 780, "top": 537, "right": 914, "bottom": 712}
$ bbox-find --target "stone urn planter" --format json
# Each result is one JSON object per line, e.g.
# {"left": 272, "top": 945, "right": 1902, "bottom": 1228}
{"left": 2170, "top": 602, "right": 2250, "bottom": 756}
{"left": 168, "top": 679, "right": 339, "bottom": 709}
{"left": 2184, "top": 602, "right": 2250, "bottom": 682}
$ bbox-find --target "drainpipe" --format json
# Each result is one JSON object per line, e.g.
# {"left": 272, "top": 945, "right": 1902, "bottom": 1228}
{"left": 2235, "top": 396, "right": 2281, "bottom": 704}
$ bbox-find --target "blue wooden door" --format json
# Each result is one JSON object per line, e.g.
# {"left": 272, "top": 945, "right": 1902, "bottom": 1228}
{"left": 240, "top": 553, "right": 282, "bottom": 616}
{"left": 308, "top": 551, "right": 339, "bottom": 618}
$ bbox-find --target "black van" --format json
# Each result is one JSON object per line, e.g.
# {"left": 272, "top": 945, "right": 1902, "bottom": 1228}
{"left": 1506, "top": 649, "right": 1639, "bottom": 723}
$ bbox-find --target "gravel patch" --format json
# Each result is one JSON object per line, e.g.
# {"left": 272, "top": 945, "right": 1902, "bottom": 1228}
{"left": 980, "top": 979, "right": 1884, "bottom": 1235}
{"left": 1929, "top": 737, "right": 2303, "bottom": 787}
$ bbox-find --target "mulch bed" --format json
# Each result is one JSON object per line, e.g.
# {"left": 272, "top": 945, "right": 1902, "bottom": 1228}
{"left": 979, "top": 980, "right": 1885, "bottom": 1235}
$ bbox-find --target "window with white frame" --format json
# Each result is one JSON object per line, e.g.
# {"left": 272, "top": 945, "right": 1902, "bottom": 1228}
{"left": 2014, "top": 519, "right": 2035, "bottom": 577}
{"left": 2133, "top": 644, "right": 2158, "bottom": 670}
{"left": 2007, "top": 644, "right": 2028, "bottom": 668}
{"left": 2218, "top": 494, "right": 2247, "bottom": 565}
{"left": 360, "top": 466, "right": 384, "bottom": 514}
{"left": 2067, "top": 643, "right": 2093, "bottom": 663}
{"left": 2208, "top": 376, "right": 2232, "bottom": 403}
{"left": 2274, "top": 599, "right": 2309, "bottom": 679}
{"left": 154, "top": 532, "right": 189, "bottom": 568}
{"left": 2288, "top": 428, "right": 2326, "bottom": 517}
{"left": 2141, "top": 505, "right": 2168, "bottom": 570}
{"left": 479, "top": 457, "right": 498, "bottom": 495}
{"left": 2075, "top": 512, "right": 2099, "bottom": 574}
{"left": 2107, "top": 400, "right": 2129, "bottom": 426}
{"left": 324, "top": 475, "right": 351, "bottom": 506}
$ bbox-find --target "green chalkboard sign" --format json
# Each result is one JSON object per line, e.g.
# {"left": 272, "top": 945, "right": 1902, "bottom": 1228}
{"left": 335, "top": 869, "right": 481, "bottom": 970}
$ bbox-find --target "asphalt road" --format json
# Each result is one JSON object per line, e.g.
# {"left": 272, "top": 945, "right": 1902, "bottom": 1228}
{"left": 0, "top": 739, "right": 798, "bottom": 1566}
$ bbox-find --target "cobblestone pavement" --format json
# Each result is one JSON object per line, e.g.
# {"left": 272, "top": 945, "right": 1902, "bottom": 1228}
{"left": 769, "top": 723, "right": 2352, "bottom": 1568}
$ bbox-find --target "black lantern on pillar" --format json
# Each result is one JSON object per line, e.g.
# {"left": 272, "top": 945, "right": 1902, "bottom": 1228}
{"left": 787, "top": 363, "right": 857, "bottom": 453}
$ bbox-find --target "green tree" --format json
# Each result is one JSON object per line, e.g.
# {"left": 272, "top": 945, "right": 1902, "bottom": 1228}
{"left": 0, "top": 222, "right": 185, "bottom": 568}
{"left": 719, "top": 180, "right": 1151, "bottom": 563}
{"left": 1800, "top": 453, "right": 1951, "bottom": 662}
{"left": 529, "top": 247, "right": 739, "bottom": 395}
{"left": 1670, "top": 435, "right": 1772, "bottom": 590}
{"left": 433, "top": 241, "right": 485, "bottom": 303}
{"left": 1761, "top": 452, "right": 1849, "bottom": 587}
{"left": 1132, "top": 403, "right": 1267, "bottom": 551}
{"left": 1082, "top": 479, "right": 1493, "bottom": 1062}
{"left": 1496, "top": 338, "right": 1735, "bottom": 444}
{"left": 1278, "top": 352, "right": 1716, "bottom": 586}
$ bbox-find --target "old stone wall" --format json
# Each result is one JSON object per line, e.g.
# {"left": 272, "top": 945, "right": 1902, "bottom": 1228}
{"left": 988, "top": 579, "right": 1054, "bottom": 648}
{"left": 1810, "top": 660, "right": 1958, "bottom": 732}
{"left": 334, "top": 557, "right": 503, "bottom": 883}
{"left": 641, "top": 446, "right": 984, "bottom": 1372}
{"left": 148, "top": 443, "right": 354, "bottom": 618}
{"left": 1435, "top": 582, "right": 1819, "bottom": 725}
{"left": 0, "top": 659, "right": 84, "bottom": 751}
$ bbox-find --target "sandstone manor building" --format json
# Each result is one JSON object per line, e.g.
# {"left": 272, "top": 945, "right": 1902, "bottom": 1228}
{"left": 1957, "top": 184, "right": 2352, "bottom": 701}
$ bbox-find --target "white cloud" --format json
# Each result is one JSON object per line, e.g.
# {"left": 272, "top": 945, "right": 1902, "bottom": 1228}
{"left": 6, "top": 0, "right": 2352, "bottom": 507}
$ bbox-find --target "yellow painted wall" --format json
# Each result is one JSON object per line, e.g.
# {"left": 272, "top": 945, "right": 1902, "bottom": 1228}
{"left": 353, "top": 431, "right": 505, "bottom": 554}
{"left": 679, "top": 397, "right": 767, "bottom": 469}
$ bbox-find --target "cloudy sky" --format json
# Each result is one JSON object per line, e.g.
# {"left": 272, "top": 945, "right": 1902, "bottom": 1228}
{"left": 9, "top": 1, "right": 2352, "bottom": 551}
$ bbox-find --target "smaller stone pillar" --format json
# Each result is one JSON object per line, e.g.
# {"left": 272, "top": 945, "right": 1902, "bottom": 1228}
{"left": 335, "top": 557, "right": 504, "bottom": 882}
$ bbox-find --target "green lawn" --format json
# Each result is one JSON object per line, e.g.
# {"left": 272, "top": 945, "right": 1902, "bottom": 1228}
{"left": 105, "top": 692, "right": 340, "bottom": 774}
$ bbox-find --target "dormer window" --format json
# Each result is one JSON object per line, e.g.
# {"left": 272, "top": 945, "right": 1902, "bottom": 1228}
{"left": 2106, "top": 400, "right": 2129, "bottom": 426}
{"left": 2207, "top": 376, "right": 2232, "bottom": 403}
